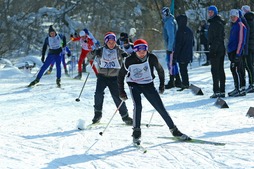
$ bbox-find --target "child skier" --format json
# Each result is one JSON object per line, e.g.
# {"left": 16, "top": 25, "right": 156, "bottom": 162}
{"left": 87, "top": 32, "right": 133, "bottom": 125}
{"left": 117, "top": 39, "right": 190, "bottom": 144}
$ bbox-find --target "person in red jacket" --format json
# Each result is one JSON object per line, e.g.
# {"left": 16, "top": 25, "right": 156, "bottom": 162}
{"left": 71, "top": 30, "right": 98, "bottom": 79}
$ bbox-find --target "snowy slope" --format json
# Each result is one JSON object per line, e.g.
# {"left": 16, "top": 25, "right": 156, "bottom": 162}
{"left": 0, "top": 56, "right": 254, "bottom": 169}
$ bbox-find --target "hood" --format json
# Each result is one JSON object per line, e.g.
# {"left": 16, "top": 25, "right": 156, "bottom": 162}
{"left": 176, "top": 14, "right": 187, "bottom": 29}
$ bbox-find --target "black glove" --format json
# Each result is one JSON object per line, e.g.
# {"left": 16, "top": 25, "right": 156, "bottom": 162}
{"left": 159, "top": 86, "right": 165, "bottom": 94}
{"left": 119, "top": 91, "right": 128, "bottom": 101}
{"left": 41, "top": 56, "right": 45, "bottom": 63}
{"left": 70, "top": 34, "right": 73, "bottom": 38}
{"left": 121, "top": 53, "right": 129, "bottom": 58}
{"left": 67, "top": 53, "right": 71, "bottom": 57}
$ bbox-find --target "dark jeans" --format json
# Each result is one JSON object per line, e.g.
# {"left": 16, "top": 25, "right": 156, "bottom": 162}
{"left": 178, "top": 62, "right": 189, "bottom": 86}
{"left": 129, "top": 83, "right": 174, "bottom": 129}
{"left": 94, "top": 74, "right": 128, "bottom": 116}
{"left": 37, "top": 53, "right": 62, "bottom": 79}
{"left": 210, "top": 54, "right": 226, "bottom": 93}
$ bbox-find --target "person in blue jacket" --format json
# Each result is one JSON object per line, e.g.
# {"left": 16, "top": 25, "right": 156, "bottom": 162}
{"left": 28, "top": 25, "right": 66, "bottom": 87}
{"left": 227, "top": 9, "right": 247, "bottom": 97}
{"left": 174, "top": 14, "right": 194, "bottom": 91}
{"left": 162, "top": 7, "right": 182, "bottom": 89}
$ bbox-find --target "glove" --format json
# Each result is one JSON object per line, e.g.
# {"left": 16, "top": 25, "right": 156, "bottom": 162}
{"left": 67, "top": 53, "right": 71, "bottom": 57}
{"left": 41, "top": 56, "right": 45, "bottom": 63}
{"left": 121, "top": 53, "right": 129, "bottom": 58}
{"left": 119, "top": 91, "right": 128, "bottom": 101}
{"left": 159, "top": 86, "right": 165, "bottom": 94}
{"left": 166, "top": 50, "right": 172, "bottom": 55}
{"left": 70, "top": 34, "right": 73, "bottom": 38}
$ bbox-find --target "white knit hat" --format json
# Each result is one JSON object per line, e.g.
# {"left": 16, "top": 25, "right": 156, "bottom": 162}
{"left": 230, "top": 9, "right": 239, "bottom": 18}
{"left": 241, "top": 5, "right": 251, "bottom": 15}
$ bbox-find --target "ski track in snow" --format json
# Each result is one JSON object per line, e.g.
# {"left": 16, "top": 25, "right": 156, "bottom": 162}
{"left": 1, "top": 59, "right": 254, "bottom": 169}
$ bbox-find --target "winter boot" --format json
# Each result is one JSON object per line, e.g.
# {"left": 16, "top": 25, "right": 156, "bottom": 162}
{"left": 56, "top": 78, "right": 61, "bottom": 87}
{"left": 165, "top": 75, "right": 175, "bottom": 89}
{"left": 246, "top": 85, "right": 254, "bottom": 93}
{"left": 170, "top": 125, "right": 191, "bottom": 141}
{"left": 174, "top": 74, "right": 182, "bottom": 88}
{"left": 228, "top": 88, "right": 238, "bottom": 97}
{"left": 28, "top": 78, "right": 39, "bottom": 87}
{"left": 45, "top": 66, "right": 53, "bottom": 75}
{"left": 132, "top": 128, "right": 141, "bottom": 144}
{"left": 233, "top": 87, "right": 246, "bottom": 97}
{"left": 92, "top": 111, "right": 102, "bottom": 124}
{"left": 74, "top": 72, "right": 82, "bottom": 80}
{"left": 210, "top": 92, "right": 220, "bottom": 98}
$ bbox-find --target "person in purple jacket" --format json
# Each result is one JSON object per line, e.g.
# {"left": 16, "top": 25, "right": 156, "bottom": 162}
{"left": 227, "top": 9, "right": 247, "bottom": 97}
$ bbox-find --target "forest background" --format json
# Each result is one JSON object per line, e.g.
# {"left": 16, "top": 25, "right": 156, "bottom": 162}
{"left": 1, "top": 0, "right": 253, "bottom": 59}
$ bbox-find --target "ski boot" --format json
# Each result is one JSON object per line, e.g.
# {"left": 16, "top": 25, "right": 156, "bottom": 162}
{"left": 132, "top": 128, "right": 141, "bottom": 145}
{"left": 170, "top": 125, "right": 191, "bottom": 141}
{"left": 122, "top": 116, "right": 133, "bottom": 125}
{"left": 28, "top": 78, "right": 39, "bottom": 87}
{"left": 44, "top": 66, "right": 53, "bottom": 75}
{"left": 74, "top": 72, "right": 82, "bottom": 80}
{"left": 92, "top": 111, "right": 102, "bottom": 124}
{"left": 56, "top": 78, "right": 61, "bottom": 88}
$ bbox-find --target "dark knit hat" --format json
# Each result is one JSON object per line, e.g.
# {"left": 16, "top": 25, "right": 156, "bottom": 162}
{"left": 48, "top": 25, "right": 56, "bottom": 34}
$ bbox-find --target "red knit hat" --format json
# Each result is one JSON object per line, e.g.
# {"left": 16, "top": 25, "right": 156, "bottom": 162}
{"left": 133, "top": 39, "right": 148, "bottom": 52}
{"left": 104, "top": 32, "right": 116, "bottom": 43}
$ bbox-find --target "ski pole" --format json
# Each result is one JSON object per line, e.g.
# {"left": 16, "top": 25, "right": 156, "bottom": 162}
{"left": 75, "top": 56, "right": 97, "bottom": 102}
{"left": 146, "top": 111, "right": 155, "bottom": 128}
{"left": 99, "top": 100, "right": 124, "bottom": 136}
{"left": 75, "top": 72, "right": 90, "bottom": 102}
{"left": 67, "top": 39, "right": 72, "bottom": 45}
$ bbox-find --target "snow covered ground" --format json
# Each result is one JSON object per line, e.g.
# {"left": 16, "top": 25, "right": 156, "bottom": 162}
{"left": 0, "top": 55, "right": 254, "bottom": 169}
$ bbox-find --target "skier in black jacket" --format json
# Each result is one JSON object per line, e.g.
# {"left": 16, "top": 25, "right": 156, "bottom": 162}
{"left": 117, "top": 39, "right": 190, "bottom": 144}
{"left": 207, "top": 5, "right": 226, "bottom": 98}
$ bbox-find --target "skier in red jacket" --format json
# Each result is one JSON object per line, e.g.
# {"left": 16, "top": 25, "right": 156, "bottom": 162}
{"left": 71, "top": 30, "right": 98, "bottom": 79}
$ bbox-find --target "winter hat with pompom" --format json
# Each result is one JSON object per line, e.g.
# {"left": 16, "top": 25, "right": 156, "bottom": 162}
{"left": 133, "top": 39, "right": 148, "bottom": 52}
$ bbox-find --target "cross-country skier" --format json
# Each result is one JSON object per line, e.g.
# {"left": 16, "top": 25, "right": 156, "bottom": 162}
{"left": 28, "top": 25, "right": 66, "bottom": 87}
{"left": 71, "top": 29, "right": 98, "bottom": 79}
{"left": 87, "top": 32, "right": 133, "bottom": 125}
{"left": 117, "top": 39, "right": 190, "bottom": 144}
